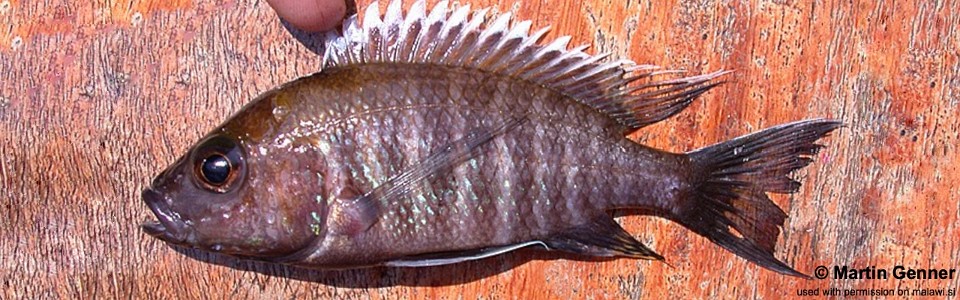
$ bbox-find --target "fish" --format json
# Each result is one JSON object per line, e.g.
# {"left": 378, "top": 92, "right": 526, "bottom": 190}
{"left": 141, "top": 0, "right": 841, "bottom": 278}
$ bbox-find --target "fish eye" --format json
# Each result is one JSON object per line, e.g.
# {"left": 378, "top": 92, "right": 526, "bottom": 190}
{"left": 192, "top": 135, "right": 246, "bottom": 193}
{"left": 199, "top": 154, "right": 231, "bottom": 185}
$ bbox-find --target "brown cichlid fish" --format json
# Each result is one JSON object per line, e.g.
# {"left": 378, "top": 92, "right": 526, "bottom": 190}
{"left": 142, "top": 0, "right": 840, "bottom": 278}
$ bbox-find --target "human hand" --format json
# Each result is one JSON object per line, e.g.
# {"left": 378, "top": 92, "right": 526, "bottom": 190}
{"left": 266, "top": 0, "right": 346, "bottom": 32}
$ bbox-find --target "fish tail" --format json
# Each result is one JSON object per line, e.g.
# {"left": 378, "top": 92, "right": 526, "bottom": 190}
{"left": 676, "top": 119, "right": 842, "bottom": 278}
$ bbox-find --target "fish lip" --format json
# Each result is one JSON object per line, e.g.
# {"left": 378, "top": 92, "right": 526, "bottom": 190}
{"left": 141, "top": 188, "right": 188, "bottom": 244}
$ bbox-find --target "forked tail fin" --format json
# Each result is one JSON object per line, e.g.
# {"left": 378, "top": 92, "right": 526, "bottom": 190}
{"left": 680, "top": 119, "right": 842, "bottom": 278}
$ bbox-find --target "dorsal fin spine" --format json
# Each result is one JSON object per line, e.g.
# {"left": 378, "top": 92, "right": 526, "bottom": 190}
{"left": 436, "top": 4, "right": 470, "bottom": 62}
{"left": 477, "top": 19, "right": 529, "bottom": 69}
{"left": 537, "top": 44, "right": 591, "bottom": 81}
{"left": 397, "top": 7, "right": 422, "bottom": 63}
{"left": 497, "top": 26, "right": 549, "bottom": 75}
{"left": 465, "top": 12, "right": 510, "bottom": 66}
{"left": 448, "top": 9, "right": 487, "bottom": 65}
{"left": 544, "top": 50, "right": 606, "bottom": 86}
{"left": 513, "top": 35, "right": 570, "bottom": 78}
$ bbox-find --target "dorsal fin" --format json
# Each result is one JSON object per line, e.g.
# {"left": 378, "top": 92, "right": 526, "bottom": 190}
{"left": 321, "top": 0, "right": 727, "bottom": 130}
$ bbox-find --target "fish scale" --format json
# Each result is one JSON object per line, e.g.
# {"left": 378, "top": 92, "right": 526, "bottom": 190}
{"left": 142, "top": 0, "right": 839, "bottom": 277}
{"left": 274, "top": 64, "right": 674, "bottom": 265}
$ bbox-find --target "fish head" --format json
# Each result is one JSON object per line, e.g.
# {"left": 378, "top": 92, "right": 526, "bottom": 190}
{"left": 142, "top": 126, "right": 326, "bottom": 259}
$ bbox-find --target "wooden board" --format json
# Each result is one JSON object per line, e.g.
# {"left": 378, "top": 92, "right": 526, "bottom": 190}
{"left": 2, "top": 0, "right": 959, "bottom": 298}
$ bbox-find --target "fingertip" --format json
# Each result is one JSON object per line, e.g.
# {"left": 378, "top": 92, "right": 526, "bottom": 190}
{"left": 267, "top": 0, "right": 347, "bottom": 32}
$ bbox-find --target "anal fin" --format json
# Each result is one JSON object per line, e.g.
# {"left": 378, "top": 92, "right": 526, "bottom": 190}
{"left": 384, "top": 241, "right": 548, "bottom": 267}
{"left": 383, "top": 216, "right": 661, "bottom": 267}
{"left": 545, "top": 215, "right": 663, "bottom": 260}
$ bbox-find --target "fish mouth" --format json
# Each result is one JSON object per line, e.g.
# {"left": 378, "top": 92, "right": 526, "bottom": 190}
{"left": 141, "top": 188, "right": 188, "bottom": 244}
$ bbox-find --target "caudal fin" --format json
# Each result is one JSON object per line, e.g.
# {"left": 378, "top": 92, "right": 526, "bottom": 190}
{"left": 679, "top": 119, "right": 842, "bottom": 278}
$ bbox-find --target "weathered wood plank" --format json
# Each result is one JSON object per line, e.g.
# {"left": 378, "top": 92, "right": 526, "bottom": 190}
{"left": 2, "top": 0, "right": 958, "bottom": 298}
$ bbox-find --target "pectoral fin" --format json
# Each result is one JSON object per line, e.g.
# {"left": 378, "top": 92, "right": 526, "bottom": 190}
{"left": 331, "top": 116, "right": 529, "bottom": 235}
{"left": 544, "top": 215, "right": 663, "bottom": 260}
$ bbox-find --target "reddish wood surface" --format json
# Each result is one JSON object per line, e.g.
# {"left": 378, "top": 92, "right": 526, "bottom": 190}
{"left": 2, "top": 0, "right": 959, "bottom": 298}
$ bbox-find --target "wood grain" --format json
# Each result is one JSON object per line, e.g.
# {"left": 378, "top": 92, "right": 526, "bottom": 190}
{"left": 2, "top": 0, "right": 959, "bottom": 298}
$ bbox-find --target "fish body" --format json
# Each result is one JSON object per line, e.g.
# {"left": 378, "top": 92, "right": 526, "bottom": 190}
{"left": 142, "top": 0, "right": 840, "bottom": 277}
{"left": 257, "top": 63, "right": 684, "bottom": 267}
